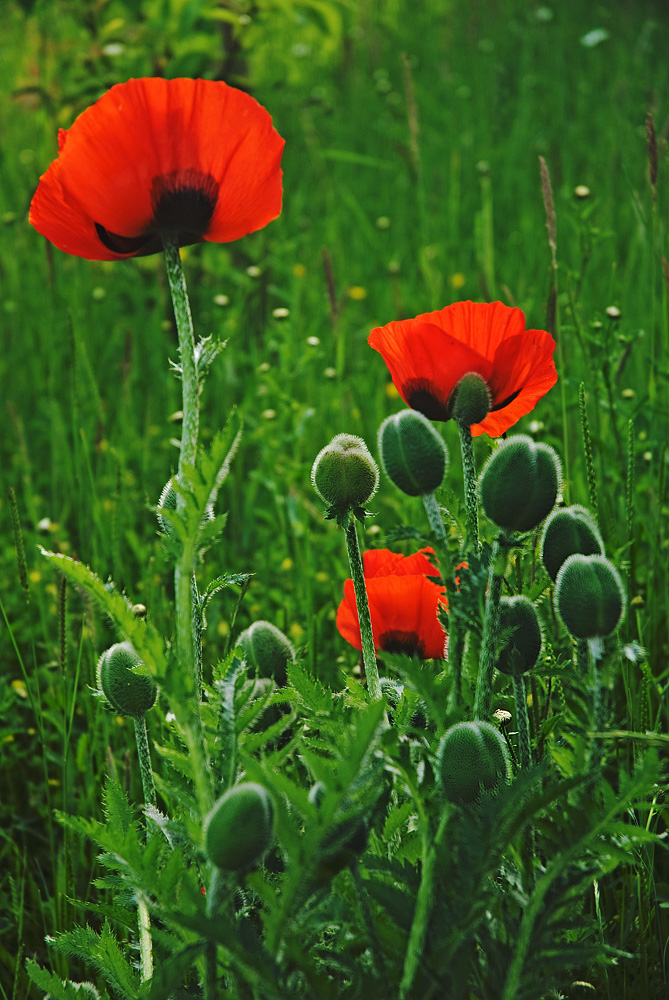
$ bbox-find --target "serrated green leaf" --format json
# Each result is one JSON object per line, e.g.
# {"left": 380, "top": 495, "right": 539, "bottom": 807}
{"left": 25, "top": 961, "right": 105, "bottom": 1000}
{"left": 48, "top": 922, "right": 139, "bottom": 999}
{"left": 383, "top": 799, "right": 416, "bottom": 842}
{"left": 38, "top": 550, "right": 166, "bottom": 678}
{"left": 286, "top": 661, "right": 335, "bottom": 713}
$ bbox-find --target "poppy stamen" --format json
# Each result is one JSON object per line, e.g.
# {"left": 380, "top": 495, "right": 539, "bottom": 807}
{"left": 151, "top": 169, "right": 219, "bottom": 241}
{"left": 379, "top": 630, "right": 426, "bottom": 657}
{"left": 404, "top": 379, "right": 450, "bottom": 421}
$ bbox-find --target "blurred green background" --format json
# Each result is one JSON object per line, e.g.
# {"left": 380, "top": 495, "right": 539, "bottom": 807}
{"left": 1, "top": 0, "right": 667, "bottom": 990}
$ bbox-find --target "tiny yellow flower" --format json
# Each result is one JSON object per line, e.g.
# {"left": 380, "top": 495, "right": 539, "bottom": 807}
{"left": 347, "top": 286, "right": 367, "bottom": 300}
{"left": 289, "top": 622, "right": 304, "bottom": 643}
{"left": 281, "top": 557, "right": 293, "bottom": 571}
{"left": 449, "top": 272, "right": 466, "bottom": 289}
{"left": 12, "top": 679, "right": 28, "bottom": 698}
{"left": 385, "top": 381, "right": 399, "bottom": 399}
{"left": 29, "top": 570, "right": 41, "bottom": 584}
{"left": 293, "top": 263, "right": 306, "bottom": 278}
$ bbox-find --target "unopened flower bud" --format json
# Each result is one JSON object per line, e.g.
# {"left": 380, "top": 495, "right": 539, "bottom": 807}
{"left": 311, "top": 433, "right": 379, "bottom": 516}
{"left": 97, "top": 641, "right": 157, "bottom": 716}
{"left": 448, "top": 371, "right": 492, "bottom": 426}
{"left": 237, "top": 620, "right": 295, "bottom": 686}
{"left": 496, "top": 596, "right": 543, "bottom": 676}
{"left": 555, "top": 554, "right": 625, "bottom": 639}
{"left": 438, "top": 720, "right": 511, "bottom": 805}
{"left": 540, "top": 505, "right": 603, "bottom": 581}
{"left": 204, "top": 782, "right": 274, "bottom": 871}
{"left": 377, "top": 410, "right": 448, "bottom": 496}
{"left": 479, "top": 435, "right": 561, "bottom": 533}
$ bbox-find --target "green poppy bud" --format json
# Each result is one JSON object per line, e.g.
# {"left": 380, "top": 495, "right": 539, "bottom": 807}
{"left": 377, "top": 409, "right": 448, "bottom": 496}
{"left": 496, "top": 596, "right": 543, "bottom": 676}
{"left": 555, "top": 554, "right": 625, "bottom": 640}
{"left": 448, "top": 371, "right": 492, "bottom": 426}
{"left": 97, "top": 641, "right": 157, "bottom": 717}
{"left": 237, "top": 620, "right": 295, "bottom": 686}
{"left": 204, "top": 782, "right": 274, "bottom": 872}
{"left": 479, "top": 435, "right": 561, "bottom": 533}
{"left": 540, "top": 505, "right": 604, "bottom": 581}
{"left": 438, "top": 720, "right": 511, "bottom": 805}
{"left": 311, "top": 433, "right": 379, "bottom": 516}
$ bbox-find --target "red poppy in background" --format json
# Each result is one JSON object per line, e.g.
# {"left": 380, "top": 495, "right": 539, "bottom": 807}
{"left": 337, "top": 548, "right": 448, "bottom": 660}
{"left": 29, "top": 77, "right": 284, "bottom": 261}
{"left": 368, "top": 300, "right": 557, "bottom": 437}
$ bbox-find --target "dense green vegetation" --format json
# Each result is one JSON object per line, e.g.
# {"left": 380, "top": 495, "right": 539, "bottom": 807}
{"left": 1, "top": 1, "right": 667, "bottom": 997}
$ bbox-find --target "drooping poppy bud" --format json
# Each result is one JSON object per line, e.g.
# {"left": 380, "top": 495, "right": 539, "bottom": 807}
{"left": 438, "top": 720, "right": 511, "bottom": 805}
{"left": 237, "top": 620, "right": 295, "bottom": 686}
{"left": 311, "top": 433, "right": 379, "bottom": 518}
{"left": 479, "top": 434, "right": 561, "bottom": 533}
{"left": 540, "top": 505, "right": 603, "bottom": 581}
{"left": 555, "top": 554, "right": 625, "bottom": 640}
{"left": 377, "top": 409, "right": 448, "bottom": 496}
{"left": 495, "top": 596, "right": 543, "bottom": 676}
{"left": 204, "top": 782, "right": 274, "bottom": 871}
{"left": 97, "top": 641, "right": 158, "bottom": 717}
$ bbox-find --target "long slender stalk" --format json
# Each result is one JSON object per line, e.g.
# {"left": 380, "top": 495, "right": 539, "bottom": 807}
{"left": 349, "top": 861, "right": 386, "bottom": 980}
{"left": 457, "top": 422, "right": 480, "bottom": 554}
{"left": 132, "top": 715, "right": 155, "bottom": 982}
{"left": 344, "top": 519, "right": 381, "bottom": 700}
{"left": 205, "top": 868, "right": 227, "bottom": 1000}
{"left": 474, "top": 536, "right": 504, "bottom": 719}
{"left": 421, "top": 490, "right": 447, "bottom": 544}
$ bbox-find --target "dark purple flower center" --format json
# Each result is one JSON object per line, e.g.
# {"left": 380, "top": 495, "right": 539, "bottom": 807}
{"left": 379, "top": 630, "right": 426, "bottom": 658}
{"left": 404, "top": 379, "right": 450, "bottom": 422}
{"left": 95, "top": 169, "right": 218, "bottom": 257}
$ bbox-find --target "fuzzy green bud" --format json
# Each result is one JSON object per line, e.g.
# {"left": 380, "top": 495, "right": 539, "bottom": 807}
{"left": 378, "top": 410, "right": 448, "bottom": 496}
{"left": 311, "top": 433, "right": 379, "bottom": 515}
{"left": 97, "top": 641, "right": 157, "bottom": 717}
{"left": 479, "top": 435, "right": 561, "bottom": 533}
{"left": 448, "top": 371, "right": 492, "bottom": 426}
{"left": 237, "top": 620, "right": 295, "bottom": 686}
{"left": 496, "top": 596, "right": 543, "bottom": 676}
{"left": 540, "top": 505, "right": 603, "bottom": 581}
{"left": 438, "top": 720, "right": 511, "bottom": 805}
{"left": 204, "top": 782, "right": 274, "bottom": 872}
{"left": 555, "top": 554, "right": 625, "bottom": 639}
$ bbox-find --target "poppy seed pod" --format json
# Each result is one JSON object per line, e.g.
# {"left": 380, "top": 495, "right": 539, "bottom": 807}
{"left": 438, "top": 720, "right": 511, "bottom": 805}
{"left": 377, "top": 410, "right": 448, "bottom": 496}
{"left": 496, "top": 596, "right": 543, "bottom": 676}
{"left": 204, "top": 782, "right": 274, "bottom": 871}
{"left": 97, "top": 641, "right": 157, "bottom": 716}
{"left": 540, "top": 505, "right": 604, "bottom": 581}
{"left": 237, "top": 620, "right": 295, "bottom": 686}
{"left": 449, "top": 371, "right": 492, "bottom": 427}
{"left": 311, "top": 433, "right": 379, "bottom": 515}
{"left": 479, "top": 435, "right": 561, "bottom": 533}
{"left": 555, "top": 554, "right": 625, "bottom": 640}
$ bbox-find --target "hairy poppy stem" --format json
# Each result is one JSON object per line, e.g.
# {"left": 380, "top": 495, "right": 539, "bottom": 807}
{"left": 162, "top": 237, "right": 212, "bottom": 815}
{"left": 132, "top": 716, "right": 155, "bottom": 981}
{"left": 344, "top": 519, "right": 382, "bottom": 700}
{"left": 457, "top": 422, "right": 480, "bottom": 554}
{"left": 421, "top": 490, "right": 447, "bottom": 543}
{"left": 474, "top": 535, "right": 505, "bottom": 719}
{"left": 511, "top": 675, "right": 532, "bottom": 770}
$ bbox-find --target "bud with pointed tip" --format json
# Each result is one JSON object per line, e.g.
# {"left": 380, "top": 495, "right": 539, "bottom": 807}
{"left": 540, "top": 505, "right": 603, "bottom": 581}
{"left": 438, "top": 720, "right": 511, "bottom": 805}
{"left": 496, "top": 596, "right": 542, "bottom": 676}
{"left": 97, "top": 641, "right": 157, "bottom": 716}
{"left": 237, "top": 620, "right": 295, "bottom": 686}
{"left": 479, "top": 434, "right": 561, "bottom": 533}
{"left": 204, "top": 782, "right": 274, "bottom": 871}
{"left": 378, "top": 410, "right": 448, "bottom": 496}
{"left": 555, "top": 554, "right": 625, "bottom": 640}
{"left": 311, "top": 433, "right": 379, "bottom": 517}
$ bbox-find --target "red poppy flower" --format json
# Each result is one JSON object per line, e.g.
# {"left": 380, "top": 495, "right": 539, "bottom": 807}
{"left": 29, "top": 77, "right": 284, "bottom": 261}
{"left": 336, "top": 548, "right": 447, "bottom": 659}
{"left": 368, "top": 300, "right": 557, "bottom": 437}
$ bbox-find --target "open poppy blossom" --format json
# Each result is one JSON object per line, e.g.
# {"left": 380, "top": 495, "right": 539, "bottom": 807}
{"left": 29, "top": 77, "right": 285, "bottom": 260}
{"left": 337, "top": 548, "right": 448, "bottom": 660}
{"left": 368, "top": 301, "right": 557, "bottom": 437}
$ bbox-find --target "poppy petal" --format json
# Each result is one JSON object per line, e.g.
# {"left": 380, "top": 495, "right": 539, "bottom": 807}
{"left": 421, "top": 300, "right": 527, "bottom": 360}
{"left": 473, "top": 329, "right": 557, "bottom": 437}
{"left": 368, "top": 320, "right": 494, "bottom": 421}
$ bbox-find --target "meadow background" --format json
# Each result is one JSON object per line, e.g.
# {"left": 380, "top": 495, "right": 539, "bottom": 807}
{"left": 1, "top": 0, "right": 667, "bottom": 995}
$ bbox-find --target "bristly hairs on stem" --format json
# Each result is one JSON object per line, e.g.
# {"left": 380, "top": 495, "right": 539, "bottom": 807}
{"left": 58, "top": 575, "right": 67, "bottom": 675}
{"left": 646, "top": 111, "right": 658, "bottom": 200}
{"left": 578, "top": 382, "right": 598, "bottom": 524}
{"left": 457, "top": 422, "right": 480, "bottom": 555}
{"left": 8, "top": 486, "right": 29, "bottom": 594}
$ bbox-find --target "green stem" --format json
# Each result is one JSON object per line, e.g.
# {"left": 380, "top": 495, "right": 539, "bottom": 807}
{"left": 457, "top": 422, "right": 480, "bottom": 554}
{"left": 399, "top": 811, "right": 449, "bottom": 998}
{"left": 421, "top": 490, "right": 447, "bottom": 543}
{"left": 133, "top": 715, "right": 157, "bottom": 811}
{"left": 511, "top": 674, "right": 532, "bottom": 770}
{"left": 162, "top": 237, "right": 198, "bottom": 473}
{"left": 345, "top": 519, "right": 381, "bottom": 700}
{"left": 588, "top": 639, "right": 606, "bottom": 771}
{"left": 348, "top": 861, "right": 386, "bottom": 980}
{"left": 474, "top": 536, "right": 504, "bottom": 719}
{"left": 205, "top": 867, "right": 228, "bottom": 1000}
